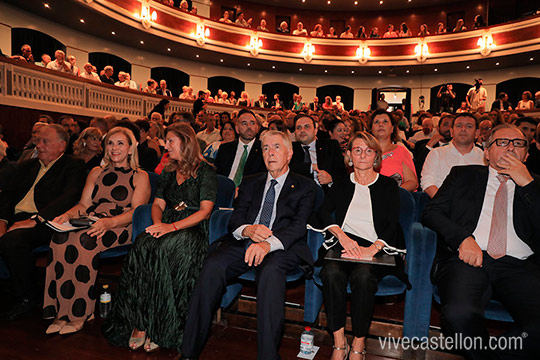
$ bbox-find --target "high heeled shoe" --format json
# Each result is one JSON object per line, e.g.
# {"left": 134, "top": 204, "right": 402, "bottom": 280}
{"left": 332, "top": 343, "right": 349, "bottom": 360}
{"left": 58, "top": 314, "right": 94, "bottom": 335}
{"left": 144, "top": 337, "right": 160, "bottom": 353}
{"left": 129, "top": 330, "right": 146, "bottom": 350}
{"left": 349, "top": 348, "right": 366, "bottom": 360}
{"left": 45, "top": 319, "right": 67, "bottom": 334}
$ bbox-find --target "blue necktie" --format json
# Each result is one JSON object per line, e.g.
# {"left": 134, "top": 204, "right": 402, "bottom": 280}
{"left": 259, "top": 179, "right": 278, "bottom": 228}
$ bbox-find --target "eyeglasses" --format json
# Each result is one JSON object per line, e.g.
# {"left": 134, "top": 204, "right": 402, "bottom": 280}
{"left": 351, "top": 147, "right": 376, "bottom": 156}
{"left": 488, "top": 138, "right": 528, "bottom": 148}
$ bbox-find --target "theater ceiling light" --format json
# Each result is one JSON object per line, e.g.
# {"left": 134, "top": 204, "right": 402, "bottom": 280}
{"left": 477, "top": 32, "right": 495, "bottom": 56}
{"left": 193, "top": 22, "right": 210, "bottom": 46}
{"left": 248, "top": 34, "right": 263, "bottom": 56}
{"left": 414, "top": 40, "right": 429, "bottom": 62}
{"left": 356, "top": 42, "right": 371, "bottom": 64}
{"left": 302, "top": 42, "right": 315, "bottom": 62}
{"left": 136, "top": 0, "right": 157, "bottom": 29}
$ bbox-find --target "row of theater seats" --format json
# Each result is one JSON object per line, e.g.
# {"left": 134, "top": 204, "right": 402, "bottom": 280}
{"left": 0, "top": 173, "right": 513, "bottom": 340}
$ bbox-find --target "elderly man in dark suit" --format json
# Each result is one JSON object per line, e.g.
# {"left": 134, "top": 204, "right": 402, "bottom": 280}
{"left": 423, "top": 124, "right": 540, "bottom": 360}
{"left": 290, "top": 113, "right": 346, "bottom": 191}
{"left": 0, "top": 124, "right": 86, "bottom": 320}
{"left": 214, "top": 109, "right": 266, "bottom": 187}
{"left": 181, "top": 130, "right": 317, "bottom": 360}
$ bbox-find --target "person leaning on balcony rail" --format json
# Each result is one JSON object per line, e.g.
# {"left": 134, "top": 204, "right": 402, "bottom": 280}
{"left": 46, "top": 50, "right": 72, "bottom": 74}
{"left": 311, "top": 24, "right": 324, "bottom": 37}
{"left": 80, "top": 63, "right": 101, "bottom": 82}
{"left": 100, "top": 65, "right": 115, "bottom": 85}
{"left": 11, "top": 44, "right": 34, "bottom": 63}
{"left": 67, "top": 55, "right": 80, "bottom": 77}
{"left": 257, "top": 19, "right": 269, "bottom": 32}
{"left": 399, "top": 23, "right": 412, "bottom": 37}
{"left": 219, "top": 10, "right": 233, "bottom": 24}
{"left": 292, "top": 22, "right": 308, "bottom": 36}
{"left": 435, "top": 22, "right": 447, "bottom": 34}
{"left": 35, "top": 54, "right": 51, "bottom": 68}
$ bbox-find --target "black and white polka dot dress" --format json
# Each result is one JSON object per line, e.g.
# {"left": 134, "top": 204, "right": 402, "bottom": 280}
{"left": 43, "top": 167, "right": 136, "bottom": 322}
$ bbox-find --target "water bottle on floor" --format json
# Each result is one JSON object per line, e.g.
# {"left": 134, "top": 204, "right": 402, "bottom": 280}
{"left": 99, "top": 284, "right": 111, "bottom": 318}
{"left": 300, "top": 326, "right": 314, "bottom": 355}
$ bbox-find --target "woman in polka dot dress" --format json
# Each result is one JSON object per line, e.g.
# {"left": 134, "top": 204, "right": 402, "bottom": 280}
{"left": 43, "top": 127, "right": 150, "bottom": 335}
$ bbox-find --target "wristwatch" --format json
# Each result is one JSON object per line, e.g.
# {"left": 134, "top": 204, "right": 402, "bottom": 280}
{"left": 374, "top": 242, "right": 383, "bottom": 252}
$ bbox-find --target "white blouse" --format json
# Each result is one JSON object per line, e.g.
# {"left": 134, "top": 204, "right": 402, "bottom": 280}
{"left": 341, "top": 173, "right": 379, "bottom": 243}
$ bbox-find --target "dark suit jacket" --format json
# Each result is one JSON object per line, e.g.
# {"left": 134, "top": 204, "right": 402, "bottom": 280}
{"left": 214, "top": 139, "right": 266, "bottom": 179}
{"left": 309, "top": 102, "right": 322, "bottom": 111}
{"left": 290, "top": 139, "right": 346, "bottom": 191}
{"left": 423, "top": 165, "right": 540, "bottom": 264}
{"left": 271, "top": 100, "right": 285, "bottom": 109}
{"left": 0, "top": 154, "right": 87, "bottom": 222}
{"left": 225, "top": 171, "right": 317, "bottom": 267}
{"left": 253, "top": 100, "right": 268, "bottom": 108}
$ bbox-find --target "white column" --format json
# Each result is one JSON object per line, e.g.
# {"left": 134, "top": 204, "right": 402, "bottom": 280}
{"left": 192, "top": 0, "right": 210, "bottom": 18}
{"left": 245, "top": 82, "right": 262, "bottom": 100}
{"left": 0, "top": 24, "right": 11, "bottom": 56}
{"left": 66, "top": 46, "right": 88, "bottom": 70}
{"left": 190, "top": 75, "right": 208, "bottom": 93}
{"left": 354, "top": 89, "right": 371, "bottom": 111}
{"left": 299, "top": 86, "right": 316, "bottom": 105}
{"left": 131, "top": 64, "right": 151, "bottom": 91}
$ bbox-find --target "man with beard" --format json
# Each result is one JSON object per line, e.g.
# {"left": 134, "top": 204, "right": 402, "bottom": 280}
{"left": 215, "top": 109, "right": 266, "bottom": 187}
{"left": 421, "top": 113, "right": 485, "bottom": 198}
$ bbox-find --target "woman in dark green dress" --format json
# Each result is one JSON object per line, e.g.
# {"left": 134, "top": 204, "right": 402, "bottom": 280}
{"left": 104, "top": 123, "right": 217, "bottom": 352}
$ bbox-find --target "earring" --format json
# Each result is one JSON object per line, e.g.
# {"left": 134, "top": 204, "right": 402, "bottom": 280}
{"left": 348, "top": 159, "right": 353, "bottom": 166}
{"left": 83, "top": 142, "right": 86, "bottom": 147}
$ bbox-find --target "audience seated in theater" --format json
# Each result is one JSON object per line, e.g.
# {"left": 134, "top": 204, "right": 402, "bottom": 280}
{"left": 99, "top": 65, "right": 115, "bottom": 85}
{"left": 456, "top": 101, "right": 469, "bottom": 113}
{"left": 421, "top": 113, "right": 484, "bottom": 198}
{"left": 525, "top": 123, "right": 540, "bottom": 175}
{"left": 257, "top": 19, "right": 269, "bottom": 32}
{"left": 254, "top": 94, "right": 268, "bottom": 108}
{"left": 104, "top": 123, "right": 216, "bottom": 353}
{"left": 435, "top": 22, "right": 447, "bottom": 34}
{"left": 47, "top": 50, "right": 72, "bottom": 74}
{"left": 292, "top": 94, "right": 305, "bottom": 111}
{"left": 114, "top": 71, "right": 129, "bottom": 87}
{"left": 393, "top": 109, "right": 410, "bottom": 132}
{"left": 418, "top": 23, "right": 430, "bottom": 37}
{"left": 293, "top": 22, "right": 308, "bottom": 36}
{"left": 11, "top": 44, "right": 34, "bottom": 63}
{"left": 267, "top": 118, "right": 286, "bottom": 132}
{"left": 290, "top": 113, "right": 346, "bottom": 192}
{"left": 309, "top": 131, "right": 409, "bottom": 360}
{"left": 237, "top": 91, "right": 251, "bottom": 107}
{"left": 59, "top": 115, "right": 79, "bottom": 154}
{"left": 43, "top": 127, "right": 150, "bottom": 335}
{"left": 18, "top": 122, "right": 47, "bottom": 163}
{"left": 135, "top": 119, "right": 163, "bottom": 158}
{"left": 311, "top": 24, "right": 324, "bottom": 37}
{"left": 422, "top": 124, "right": 540, "bottom": 360}
{"left": 410, "top": 117, "right": 435, "bottom": 144}
{"left": 322, "top": 96, "right": 334, "bottom": 111}
{"left": 516, "top": 117, "right": 539, "bottom": 174}
{"left": 340, "top": 25, "right": 354, "bottom": 39}
{"left": 383, "top": 24, "right": 398, "bottom": 38}
{"left": 35, "top": 53, "right": 51, "bottom": 68}
{"left": 309, "top": 96, "right": 322, "bottom": 111}
{"left": 229, "top": 91, "right": 238, "bottom": 105}
{"left": 67, "top": 55, "right": 80, "bottom": 76}
{"left": 466, "top": 78, "right": 487, "bottom": 113}
{"left": 473, "top": 14, "right": 486, "bottom": 29}
{"left": 0, "top": 124, "right": 86, "bottom": 320}
{"left": 453, "top": 18, "right": 467, "bottom": 32}
{"left": 181, "top": 130, "right": 316, "bottom": 360}
{"left": 192, "top": 90, "right": 206, "bottom": 117}
{"left": 215, "top": 109, "right": 265, "bottom": 186}
{"left": 89, "top": 117, "right": 109, "bottom": 138}
{"left": 116, "top": 121, "right": 159, "bottom": 173}
{"left": 476, "top": 118, "right": 493, "bottom": 149}
{"left": 179, "top": 0, "right": 188, "bottom": 12}
{"left": 72, "top": 127, "right": 103, "bottom": 171}
{"left": 277, "top": 21, "right": 290, "bottom": 33}
{"left": 190, "top": 5, "right": 197, "bottom": 14}
{"left": 80, "top": 63, "right": 101, "bottom": 82}
{"left": 156, "top": 80, "right": 173, "bottom": 97}
{"left": 414, "top": 114, "right": 453, "bottom": 180}
{"left": 271, "top": 94, "right": 285, "bottom": 109}
{"left": 218, "top": 91, "right": 230, "bottom": 105}
{"left": 399, "top": 23, "right": 412, "bottom": 37}
{"left": 369, "top": 27, "right": 380, "bottom": 38}
{"left": 179, "top": 86, "right": 190, "bottom": 99}
{"left": 370, "top": 110, "right": 417, "bottom": 191}
{"left": 196, "top": 111, "right": 222, "bottom": 145}
{"left": 235, "top": 12, "right": 252, "bottom": 28}
{"left": 0, "top": 140, "right": 17, "bottom": 192}
{"left": 143, "top": 79, "right": 157, "bottom": 94}
{"left": 334, "top": 95, "right": 345, "bottom": 111}
{"left": 328, "top": 119, "right": 349, "bottom": 155}
{"left": 516, "top": 91, "right": 535, "bottom": 110}
{"left": 203, "top": 121, "right": 237, "bottom": 161}
{"left": 491, "top": 92, "right": 512, "bottom": 111}
{"left": 357, "top": 25, "right": 368, "bottom": 39}
{"left": 327, "top": 27, "right": 338, "bottom": 38}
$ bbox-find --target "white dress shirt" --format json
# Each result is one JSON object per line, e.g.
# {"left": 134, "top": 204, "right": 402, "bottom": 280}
{"left": 228, "top": 138, "right": 256, "bottom": 180}
{"left": 232, "top": 170, "right": 290, "bottom": 252}
{"left": 473, "top": 167, "right": 533, "bottom": 259}
{"left": 341, "top": 173, "right": 379, "bottom": 243}
{"left": 421, "top": 142, "right": 485, "bottom": 191}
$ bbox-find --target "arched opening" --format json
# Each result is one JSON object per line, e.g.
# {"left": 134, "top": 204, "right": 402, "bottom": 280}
{"left": 496, "top": 77, "right": 540, "bottom": 110}
{"left": 208, "top": 76, "right": 245, "bottom": 101}
{"left": 316, "top": 85, "right": 354, "bottom": 111}
{"left": 429, "top": 83, "right": 470, "bottom": 113}
{"left": 11, "top": 28, "right": 65, "bottom": 62}
{"left": 262, "top": 82, "right": 299, "bottom": 109}
{"left": 151, "top": 67, "right": 190, "bottom": 98}
{"left": 88, "top": 52, "right": 132, "bottom": 83}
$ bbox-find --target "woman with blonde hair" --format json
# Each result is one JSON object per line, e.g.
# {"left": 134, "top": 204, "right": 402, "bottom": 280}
{"left": 73, "top": 127, "right": 103, "bottom": 171}
{"left": 43, "top": 126, "right": 150, "bottom": 335}
{"left": 237, "top": 91, "right": 251, "bottom": 107}
{"left": 104, "top": 123, "right": 217, "bottom": 353}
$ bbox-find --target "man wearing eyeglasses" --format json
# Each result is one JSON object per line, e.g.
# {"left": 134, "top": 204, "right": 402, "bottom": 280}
{"left": 423, "top": 124, "right": 540, "bottom": 360}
